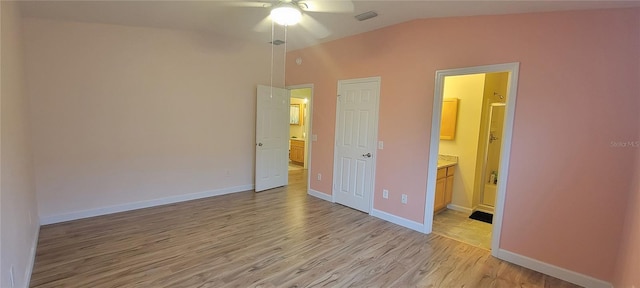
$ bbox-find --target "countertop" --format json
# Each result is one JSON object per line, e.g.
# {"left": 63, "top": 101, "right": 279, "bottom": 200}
{"left": 437, "top": 160, "right": 457, "bottom": 169}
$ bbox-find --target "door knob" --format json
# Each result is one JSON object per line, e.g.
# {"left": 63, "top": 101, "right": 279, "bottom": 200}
{"left": 362, "top": 153, "right": 372, "bottom": 158}
{"left": 258, "top": 143, "right": 263, "bottom": 146}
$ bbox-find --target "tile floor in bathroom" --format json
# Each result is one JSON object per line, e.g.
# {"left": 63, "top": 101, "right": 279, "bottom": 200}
{"left": 432, "top": 209, "right": 493, "bottom": 250}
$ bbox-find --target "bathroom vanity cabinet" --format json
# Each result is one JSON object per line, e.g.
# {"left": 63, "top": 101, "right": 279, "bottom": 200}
{"left": 289, "top": 139, "right": 305, "bottom": 165}
{"left": 434, "top": 165, "right": 455, "bottom": 213}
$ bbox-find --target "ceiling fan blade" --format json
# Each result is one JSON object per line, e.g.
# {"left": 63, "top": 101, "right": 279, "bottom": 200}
{"left": 298, "top": 0, "right": 354, "bottom": 13}
{"left": 222, "top": 1, "right": 273, "bottom": 8}
{"left": 252, "top": 16, "right": 273, "bottom": 32}
{"left": 299, "top": 14, "right": 331, "bottom": 39}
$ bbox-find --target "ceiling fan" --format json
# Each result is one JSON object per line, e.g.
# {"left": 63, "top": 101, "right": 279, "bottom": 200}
{"left": 229, "top": 0, "right": 355, "bottom": 39}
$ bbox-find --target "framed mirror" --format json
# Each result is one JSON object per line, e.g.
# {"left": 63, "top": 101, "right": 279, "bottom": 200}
{"left": 290, "top": 104, "right": 302, "bottom": 125}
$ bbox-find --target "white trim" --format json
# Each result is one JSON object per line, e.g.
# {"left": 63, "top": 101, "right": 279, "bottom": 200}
{"left": 287, "top": 83, "right": 314, "bottom": 188}
{"left": 307, "top": 189, "right": 333, "bottom": 202}
{"left": 424, "top": 63, "right": 520, "bottom": 258}
{"left": 25, "top": 223, "right": 40, "bottom": 287}
{"left": 446, "top": 204, "right": 473, "bottom": 214}
{"left": 490, "top": 64, "right": 519, "bottom": 256}
{"left": 40, "top": 184, "right": 254, "bottom": 225}
{"left": 333, "top": 76, "right": 381, "bottom": 213}
{"left": 370, "top": 208, "right": 425, "bottom": 233}
{"left": 496, "top": 249, "right": 612, "bottom": 288}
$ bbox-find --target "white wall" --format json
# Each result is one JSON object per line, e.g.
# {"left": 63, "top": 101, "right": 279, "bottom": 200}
{"left": 23, "top": 18, "right": 280, "bottom": 222}
{"left": 1, "top": 2, "right": 40, "bottom": 287}
{"left": 439, "top": 74, "right": 485, "bottom": 210}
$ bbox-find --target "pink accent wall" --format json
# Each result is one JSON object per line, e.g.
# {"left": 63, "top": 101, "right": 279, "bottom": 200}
{"left": 613, "top": 17, "right": 640, "bottom": 285}
{"left": 286, "top": 9, "right": 640, "bottom": 282}
{"left": 614, "top": 144, "right": 640, "bottom": 288}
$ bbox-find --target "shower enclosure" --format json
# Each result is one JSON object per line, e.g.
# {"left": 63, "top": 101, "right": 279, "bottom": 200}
{"left": 479, "top": 103, "right": 505, "bottom": 211}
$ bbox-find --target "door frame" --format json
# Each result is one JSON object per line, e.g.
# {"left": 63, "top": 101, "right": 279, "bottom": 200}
{"left": 423, "top": 63, "right": 519, "bottom": 256}
{"left": 287, "top": 83, "right": 314, "bottom": 189}
{"left": 332, "top": 76, "right": 381, "bottom": 213}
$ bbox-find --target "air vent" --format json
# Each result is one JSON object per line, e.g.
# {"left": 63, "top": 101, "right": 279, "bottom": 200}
{"left": 355, "top": 11, "right": 378, "bottom": 21}
{"left": 270, "top": 40, "right": 285, "bottom": 45}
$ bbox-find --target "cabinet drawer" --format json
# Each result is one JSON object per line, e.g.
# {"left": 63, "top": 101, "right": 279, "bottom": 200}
{"left": 437, "top": 168, "right": 447, "bottom": 179}
{"left": 290, "top": 140, "right": 305, "bottom": 147}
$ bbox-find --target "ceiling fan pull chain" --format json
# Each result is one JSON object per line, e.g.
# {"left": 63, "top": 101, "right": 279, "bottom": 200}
{"left": 283, "top": 25, "right": 288, "bottom": 88}
{"left": 270, "top": 18, "right": 274, "bottom": 98}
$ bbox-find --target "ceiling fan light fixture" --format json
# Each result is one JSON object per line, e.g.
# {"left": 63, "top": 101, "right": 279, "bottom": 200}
{"left": 270, "top": 4, "right": 302, "bottom": 26}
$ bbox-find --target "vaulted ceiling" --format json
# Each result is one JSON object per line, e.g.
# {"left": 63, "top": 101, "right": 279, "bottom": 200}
{"left": 19, "top": 1, "right": 640, "bottom": 50}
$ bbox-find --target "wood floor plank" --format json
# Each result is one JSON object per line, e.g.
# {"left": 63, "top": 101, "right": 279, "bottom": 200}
{"left": 30, "top": 169, "right": 581, "bottom": 288}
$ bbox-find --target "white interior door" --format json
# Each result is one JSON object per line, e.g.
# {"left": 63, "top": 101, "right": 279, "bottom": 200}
{"left": 333, "top": 78, "right": 380, "bottom": 212}
{"left": 255, "top": 85, "right": 289, "bottom": 192}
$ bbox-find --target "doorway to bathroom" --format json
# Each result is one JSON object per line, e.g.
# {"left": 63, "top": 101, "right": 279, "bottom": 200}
{"left": 287, "top": 85, "right": 313, "bottom": 188}
{"left": 424, "top": 63, "right": 520, "bottom": 256}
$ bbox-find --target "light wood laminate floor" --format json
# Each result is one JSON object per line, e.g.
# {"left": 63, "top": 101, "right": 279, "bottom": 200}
{"left": 31, "top": 169, "right": 580, "bottom": 287}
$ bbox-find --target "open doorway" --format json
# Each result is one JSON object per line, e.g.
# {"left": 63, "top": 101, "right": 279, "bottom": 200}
{"left": 424, "top": 63, "right": 520, "bottom": 256}
{"left": 287, "top": 85, "right": 313, "bottom": 188}
{"left": 431, "top": 72, "right": 508, "bottom": 250}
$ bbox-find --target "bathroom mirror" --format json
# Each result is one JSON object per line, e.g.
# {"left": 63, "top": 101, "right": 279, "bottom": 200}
{"left": 290, "top": 104, "right": 301, "bottom": 125}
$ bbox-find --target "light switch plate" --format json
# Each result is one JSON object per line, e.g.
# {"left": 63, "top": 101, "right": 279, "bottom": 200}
{"left": 378, "top": 141, "right": 384, "bottom": 149}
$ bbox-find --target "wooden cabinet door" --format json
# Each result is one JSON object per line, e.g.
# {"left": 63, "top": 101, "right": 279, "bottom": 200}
{"left": 445, "top": 175, "right": 454, "bottom": 205}
{"left": 292, "top": 146, "right": 304, "bottom": 163}
{"left": 435, "top": 178, "right": 446, "bottom": 212}
{"left": 440, "top": 98, "right": 459, "bottom": 140}
{"left": 290, "top": 140, "right": 304, "bottom": 164}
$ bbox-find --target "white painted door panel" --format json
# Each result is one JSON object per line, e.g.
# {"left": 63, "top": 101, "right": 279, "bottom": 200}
{"left": 333, "top": 79, "right": 380, "bottom": 212}
{"left": 255, "top": 85, "right": 289, "bottom": 192}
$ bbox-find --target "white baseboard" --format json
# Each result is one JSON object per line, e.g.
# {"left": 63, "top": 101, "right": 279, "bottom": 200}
{"left": 307, "top": 189, "right": 333, "bottom": 202}
{"left": 446, "top": 204, "right": 473, "bottom": 214}
{"left": 307, "top": 190, "right": 425, "bottom": 234}
{"left": 40, "top": 184, "right": 254, "bottom": 225}
{"left": 25, "top": 223, "right": 40, "bottom": 287}
{"left": 475, "top": 204, "right": 495, "bottom": 214}
{"left": 496, "top": 249, "right": 612, "bottom": 288}
{"left": 370, "top": 208, "right": 425, "bottom": 233}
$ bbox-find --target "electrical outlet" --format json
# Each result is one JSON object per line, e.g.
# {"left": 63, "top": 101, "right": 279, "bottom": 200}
{"left": 225, "top": 169, "right": 230, "bottom": 177}
{"left": 312, "top": 134, "right": 318, "bottom": 141}
{"left": 382, "top": 189, "right": 389, "bottom": 199}
{"left": 378, "top": 141, "right": 384, "bottom": 149}
{"left": 401, "top": 194, "right": 408, "bottom": 204}
{"left": 317, "top": 173, "right": 322, "bottom": 181}
{"left": 9, "top": 265, "right": 15, "bottom": 287}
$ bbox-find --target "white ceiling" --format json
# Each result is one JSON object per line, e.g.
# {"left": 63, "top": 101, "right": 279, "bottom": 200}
{"left": 19, "top": 0, "right": 640, "bottom": 51}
